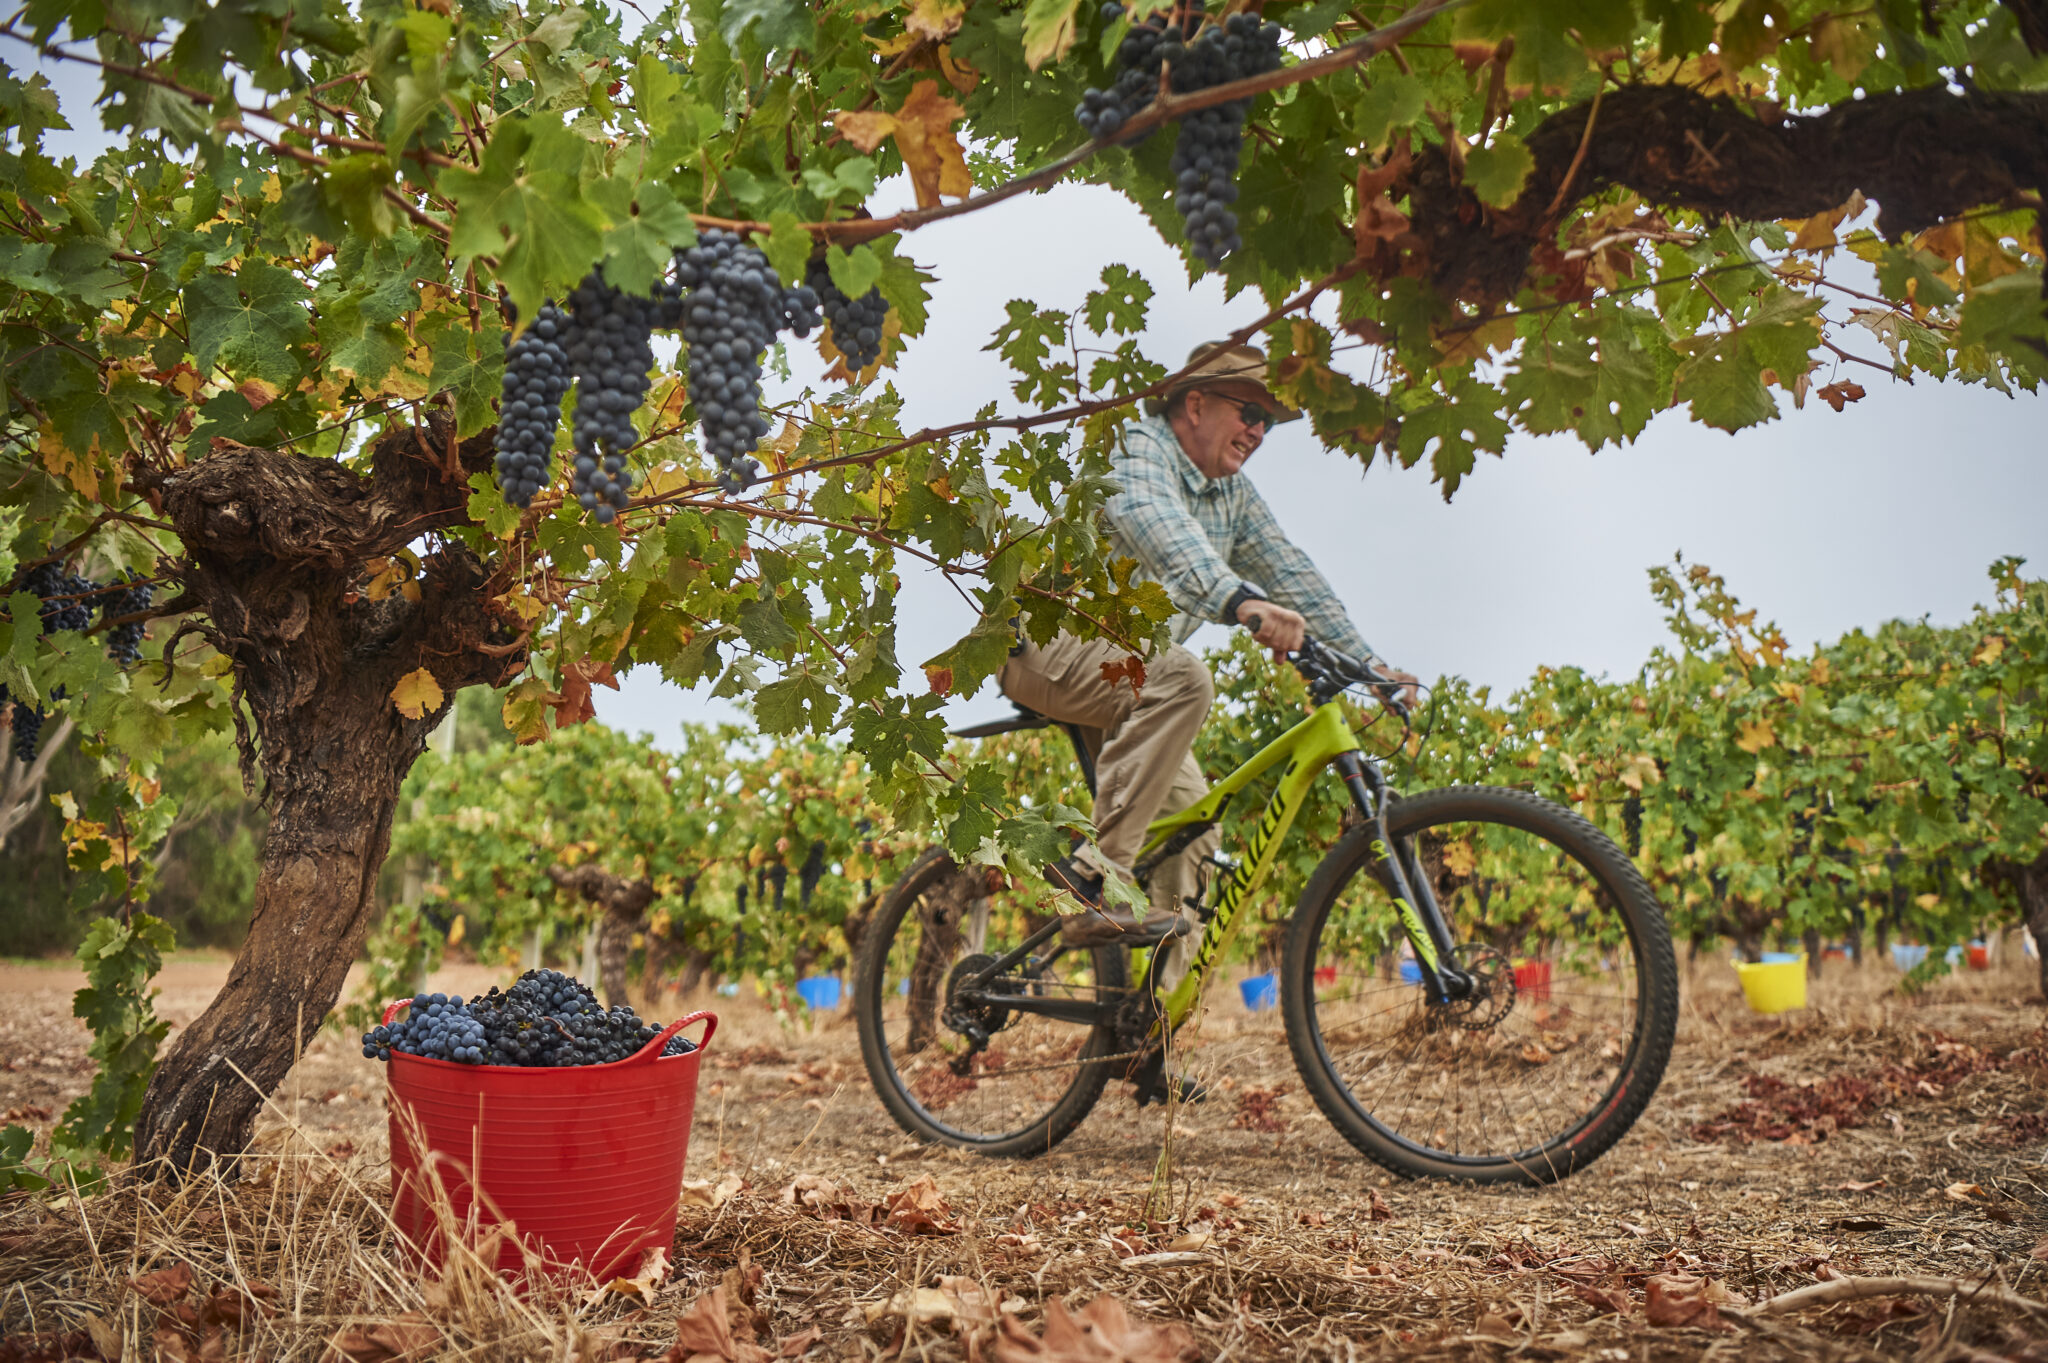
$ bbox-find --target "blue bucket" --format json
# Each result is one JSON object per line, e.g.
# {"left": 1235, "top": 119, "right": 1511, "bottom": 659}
{"left": 795, "top": 975, "right": 842, "bottom": 1010}
{"left": 1238, "top": 973, "right": 1278, "bottom": 1012}
{"left": 1760, "top": 951, "right": 1801, "bottom": 964}
{"left": 1398, "top": 959, "right": 1423, "bottom": 985}
{"left": 1891, "top": 943, "right": 1929, "bottom": 971}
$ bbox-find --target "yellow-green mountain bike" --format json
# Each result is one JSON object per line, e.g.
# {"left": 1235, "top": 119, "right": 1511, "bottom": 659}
{"left": 853, "top": 639, "right": 1677, "bottom": 1184}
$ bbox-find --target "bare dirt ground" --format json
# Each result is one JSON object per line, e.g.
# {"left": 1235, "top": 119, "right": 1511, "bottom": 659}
{"left": 1, "top": 947, "right": 2044, "bottom": 1362}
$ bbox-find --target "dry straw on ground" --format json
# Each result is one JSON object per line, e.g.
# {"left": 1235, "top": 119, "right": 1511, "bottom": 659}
{"left": 2, "top": 950, "right": 2044, "bottom": 1360}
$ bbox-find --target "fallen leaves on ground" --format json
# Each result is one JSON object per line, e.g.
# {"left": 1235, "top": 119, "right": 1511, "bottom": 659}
{"left": 781, "top": 1173, "right": 878, "bottom": 1224}
{"left": 992, "top": 1296, "right": 1200, "bottom": 1363}
{"left": 1643, "top": 1274, "right": 1736, "bottom": 1331}
{"left": 129, "top": 1262, "right": 194, "bottom": 1305}
{"left": 661, "top": 1280, "right": 820, "bottom": 1363}
{"left": 1230, "top": 1086, "right": 1288, "bottom": 1133}
{"left": 885, "top": 1174, "right": 959, "bottom": 1234}
{"left": 324, "top": 1312, "right": 442, "bottom": 1363}
{"left": 1367, "top": 1189, "right": 1394, "bottom": 1222}
{"left": 1943, "top": 1181, "right": 1985, "bottom": 1201}
{"left": 682, "top": 1174, "right": 746, "bottom": 1209}
{"left": 585, "top": 1247, "right": 671, "bottom": 1309}
{"left": 863, "top": 1276, "right": 1005, "bottom": 1332}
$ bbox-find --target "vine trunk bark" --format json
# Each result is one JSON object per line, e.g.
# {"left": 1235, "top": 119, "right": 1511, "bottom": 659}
{"left": 132, "top": 420, "right": 521, "bottom": 1176}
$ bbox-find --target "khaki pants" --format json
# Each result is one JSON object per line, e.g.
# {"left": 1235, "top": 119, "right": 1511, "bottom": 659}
{"left": 999, "top": 633, "right": 1222, "bottom": 990}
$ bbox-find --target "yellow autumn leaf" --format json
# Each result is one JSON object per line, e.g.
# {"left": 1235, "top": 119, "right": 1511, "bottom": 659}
{"left": 904, "top": 0, "right": 965, "bottom": 43}
{"left": 1734, "top": 719, "right": 1776, "bottom": 754}
{"left": 1973, "top": 634, "right": 2006, "bottom": 665}
{"left": 391, "top": 667, "right": 444, "bottom": 720}
{"left": 38, "top": 425, "right": 103, "bottom": 497}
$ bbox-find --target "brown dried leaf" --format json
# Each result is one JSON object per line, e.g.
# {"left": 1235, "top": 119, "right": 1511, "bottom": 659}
{"left": 992, "top": 1295, "right": 1201, "bottom": 1363}
{"left": 552, "top": 658, "right": 619, "bottom": 728}
{"left": 664, "top": 1285, "right": 773, "bottom": 1363}
{"left": 1943, "top": 1181, "right": 1986, "bottom": 1201}
{"left": 324, "top": 1312, "right": 443, "bottom": 1363}
{"left": 1835, "top": 1178, "right": 1886, "bottom": 1191}
{"left": 130, "top": 1263, "right": 195, "bottom": 1306}
{"left": 1367, "top": 1188, "right": 1393, "bottom": 1222}
{"left": 1098, "top": 655, "right": 1146, "bottom": 698}
{"left": 886, "top": 1173, "right": 959, "bottom": 1234}
{"left": 1573, "top": 1280, "right": 1634, "bottom": 1316}
{"left": 1643, "top": 1275, "right": 1730, "bottom": 1331}
{"left": 834, "top": 81, "right": 972, "bottom": 210}
{"left": 1817, "top": 380, "right": 1867, "bottom": 412}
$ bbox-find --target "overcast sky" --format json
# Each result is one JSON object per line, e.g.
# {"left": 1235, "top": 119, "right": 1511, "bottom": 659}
{"left": 20, "top": 45, "right": 2045, "bottom": 748}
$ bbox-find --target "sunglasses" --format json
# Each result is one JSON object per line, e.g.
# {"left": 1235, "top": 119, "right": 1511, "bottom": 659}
{"left": 1232, "top": 399, "right": 1274, "bottom": 429}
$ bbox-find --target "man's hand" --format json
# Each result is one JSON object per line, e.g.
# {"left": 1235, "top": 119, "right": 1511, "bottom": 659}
{"left": 1235, "top": 598, "right": 1306, "bottom": 657}
{"left": 1370, "top": 664, "right": 1423, "bottom": 709}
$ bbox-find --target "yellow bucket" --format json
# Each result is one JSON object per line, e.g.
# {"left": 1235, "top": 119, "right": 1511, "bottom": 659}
{"left": 1733, "top": 956, "right": 1807, "bottom": 1013}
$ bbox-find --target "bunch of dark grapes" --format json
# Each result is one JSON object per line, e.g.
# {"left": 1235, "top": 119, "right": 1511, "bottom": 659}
{"left": 674, "top": 230, "right": 821, "bottom": 495}
{"left": 493, "top": 300, "right": 576, "bottom": 510}
{"left": 4, "top": 692, "right": 41, "bottom": 767}
{"left": 805, "top": 258, "right": 889, "bottom": 374}
{"left": 561, "top": 272, "right": 664, "bottom": 524}
{"left": 1622, "top": 793, "right": 1643, "bottom": 859}
{"left": 359, "top": 969, "right": 686, "bottom": 1068}
{"left": 4, "top": 562, "right": 97, "bottom": 763}
{"left": 1075, "top": 7, "right": 1285, "bottom": 265}
{"left": 24, "top": 562, "right": 96, "bottom": 633}
{"left": 362, "top": 992, "right": 488, "bottom": 1064}
{"left": 100, "top": 570, "right": 154, "bottom": 666}
{"left": 1074, "top": 5, "right": 1193, "bottom": 141}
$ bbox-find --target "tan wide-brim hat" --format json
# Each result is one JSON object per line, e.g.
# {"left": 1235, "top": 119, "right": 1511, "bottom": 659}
{"left": 1142, "top": 341, "right": 1302, "bottom": 422}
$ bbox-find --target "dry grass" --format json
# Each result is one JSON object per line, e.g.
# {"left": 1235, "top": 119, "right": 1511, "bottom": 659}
{"left": 2, "top": 951, "right": 2045, "bottom": 1361}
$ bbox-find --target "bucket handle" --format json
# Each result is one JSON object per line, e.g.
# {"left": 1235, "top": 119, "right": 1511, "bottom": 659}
{"left": 381, "top": 998, "right": 412, "bottom": 1027}
{"left": 637, "top": 1009, "right": 717, "bottom": 1062}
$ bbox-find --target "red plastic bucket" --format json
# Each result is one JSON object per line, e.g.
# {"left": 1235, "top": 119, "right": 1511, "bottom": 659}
{"left": 1513, "top": 960, "right": 1552, "bottom": 1002}
{"left": 382, "top": 1001, "right": 716, "bottom": 1281}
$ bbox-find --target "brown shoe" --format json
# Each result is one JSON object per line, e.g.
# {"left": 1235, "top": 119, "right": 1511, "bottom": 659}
{"left": 1059, "top": 906, "right": 1193, "bottom": 948}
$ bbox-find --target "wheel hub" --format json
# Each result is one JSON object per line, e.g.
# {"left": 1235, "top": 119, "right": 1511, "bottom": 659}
{"left": 942, "top": 953, "right": 1018, "bottom": 1043}
{"left": 1435, "top": 946, "right": 1517, "bottom": 1030}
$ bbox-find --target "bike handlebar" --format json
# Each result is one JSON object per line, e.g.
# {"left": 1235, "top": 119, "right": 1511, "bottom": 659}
{"left": 1240, "top": 612, "right": 1411, "bottom": 717}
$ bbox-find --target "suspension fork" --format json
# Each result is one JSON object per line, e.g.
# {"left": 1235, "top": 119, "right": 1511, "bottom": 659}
{"left": 1330, "top": 752, "right": 1471, "bottom": 1001}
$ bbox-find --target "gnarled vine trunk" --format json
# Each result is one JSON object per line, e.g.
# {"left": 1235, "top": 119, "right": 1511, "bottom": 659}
{"left": 133, "top": 420, "right": 523, "bottom": 1177}
{"left": 546, "top": 862, "right": 657, "bottom": 1006}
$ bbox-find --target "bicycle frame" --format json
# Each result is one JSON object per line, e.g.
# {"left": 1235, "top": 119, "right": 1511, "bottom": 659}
{"left": 1137, "top": 699, "right": 1455, "bottom": 1029}
{"left": 953, "top": 695, "right": 1468, "bottom": 1035}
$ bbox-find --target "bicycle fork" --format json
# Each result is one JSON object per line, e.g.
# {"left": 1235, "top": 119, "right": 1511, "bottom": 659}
{"left": 1329, "top": 753, "right": 1475, "bottom": 1004}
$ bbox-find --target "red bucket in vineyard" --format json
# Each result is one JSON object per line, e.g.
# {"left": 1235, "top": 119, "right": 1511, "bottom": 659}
{"left": 381, "top": 1001, "right": 716, "bottom": 1281}
{"left": 1512, "top": 960, "right": 1552, "bottom": 1002}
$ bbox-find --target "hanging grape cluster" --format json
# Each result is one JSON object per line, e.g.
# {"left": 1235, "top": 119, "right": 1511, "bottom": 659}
{"left": 565, "top": 275, "right": 663, "bottom": 523}
{"left": 491, "top": 238, "right": 832, "bottom": 511}
{"left": 102, "top": 570, "right": 154, "bottom": 666}
{"left": 806, "top": 258, "right": 889, "bottom": 374}
{"left": 358, "top": 969, "right": 694, "bottom": 1067}
{"left": 4, "top": 562, "right": 98, "bottom": 763}
{"left": 493, "top": 300, "right": 573, "bottom": 510}
{"left": 1075, "top": 6, "right": 1285, "bottom": 265}
{"left": 676, "top": 230, "right": 821, "bottom": 495}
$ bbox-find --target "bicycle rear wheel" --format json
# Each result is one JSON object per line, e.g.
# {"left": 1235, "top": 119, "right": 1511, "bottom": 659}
{"left": 854, "top": 848, "right": 1128, "bottom": 1157}
{"left": 1281, "top": 785, "right": 1676, "bottom": 1183}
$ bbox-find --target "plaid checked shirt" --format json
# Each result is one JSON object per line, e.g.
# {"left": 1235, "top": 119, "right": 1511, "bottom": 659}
{"left": 1103, "top": 416, "right": 1373, "bottom": 661}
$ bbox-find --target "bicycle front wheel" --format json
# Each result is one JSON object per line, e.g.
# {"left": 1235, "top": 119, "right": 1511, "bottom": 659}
{"left": 1281, "top": 785, "right": 1677, "bottom": 1183}
{"left": 854, "top": 848, "right": 1128, "bottom": 1157}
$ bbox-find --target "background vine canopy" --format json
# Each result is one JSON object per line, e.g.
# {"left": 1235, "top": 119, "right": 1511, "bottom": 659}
{"left": 0, "top": 0, "right": 2044, "bottom": 1169}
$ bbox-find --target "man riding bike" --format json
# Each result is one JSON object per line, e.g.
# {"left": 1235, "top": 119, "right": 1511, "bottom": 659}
{"left": 1000, "top": 340, "right": 1420, "bottom": 979}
